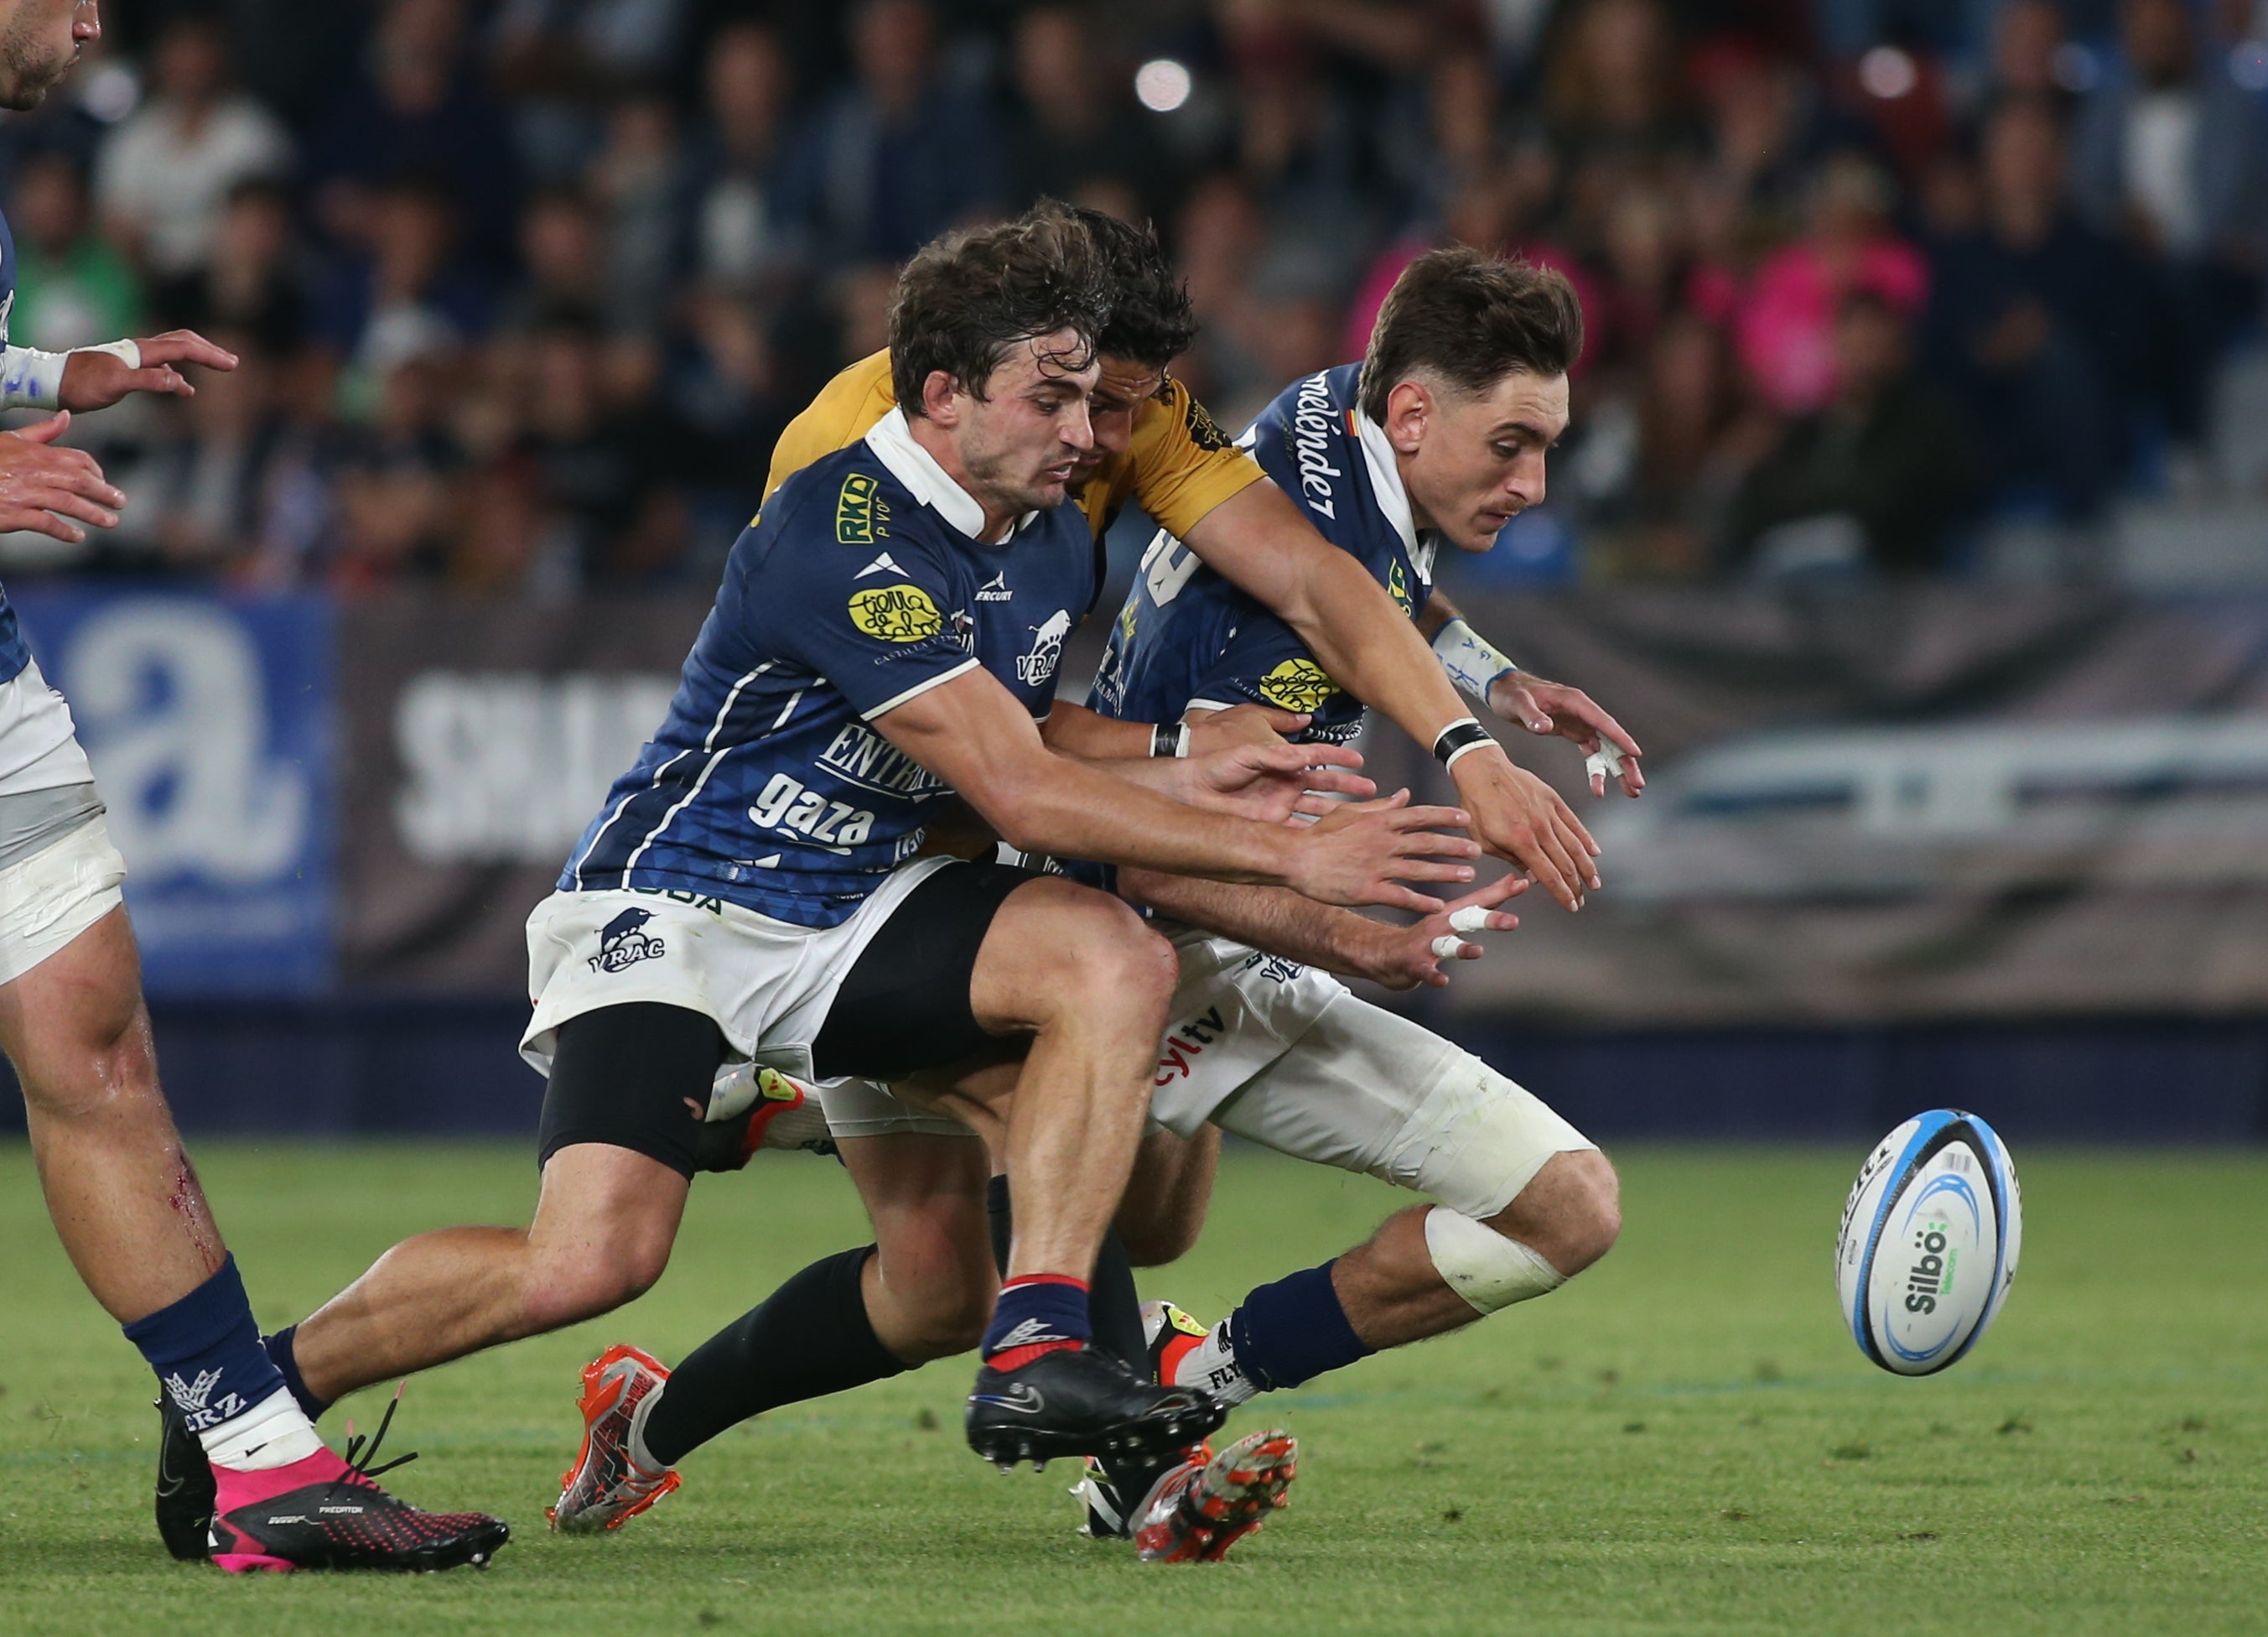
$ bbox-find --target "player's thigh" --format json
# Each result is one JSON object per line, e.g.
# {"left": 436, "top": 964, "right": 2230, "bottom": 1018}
{"left": 1211, "top": 997, "right": 1595, "bottom": 1219}
{"left": 537, "top": 1000, "right": 729, "bottom": 1182}
{"left": 839, "top": 1131, "right": 997, "bottom": 1317}
{"left": 964, "top": 876, "right": 1176, "bottom": 1037}
{"left": 808, "top": 861, "right": 1037, "bottom": 1081}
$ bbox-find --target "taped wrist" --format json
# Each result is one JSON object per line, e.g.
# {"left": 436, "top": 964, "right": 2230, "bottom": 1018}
{"left": 0, "top": 339, "right": 141, "bottom": 410}
{"left": 1433, "top": 618, "right": 1518, "bottom": 700}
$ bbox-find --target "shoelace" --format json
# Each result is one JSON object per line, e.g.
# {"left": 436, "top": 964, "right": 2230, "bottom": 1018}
{"left": 341, "top": 1382, "right": 420, "bottom": 1484}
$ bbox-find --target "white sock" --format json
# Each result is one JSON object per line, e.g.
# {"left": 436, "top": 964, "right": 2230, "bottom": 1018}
{"left": 1176, "top": 1319, "right": 1259, "bottom": 1408}
{"left": 627, "top": 1382, "right": 668, "bottom": 1473}
{"left": 199, "top": 1386, "right": 326, "bottom": 1472}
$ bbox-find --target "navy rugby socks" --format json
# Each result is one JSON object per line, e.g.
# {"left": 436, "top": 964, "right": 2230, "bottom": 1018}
{"left": 261, "top": 1323, "right": 330, "bottom": 1421}
{"left": 983, "top": 1173, "right": 1146, "bottom": 1370}
{"left": 640, "top": 1245, "right": 903, "bottom": 1468}
{"left": 1226, "top": 1261, "right": 1373, "bottom": 1393}
{"left": 129, "top": 1255, "right": 323, "bottom": 1465}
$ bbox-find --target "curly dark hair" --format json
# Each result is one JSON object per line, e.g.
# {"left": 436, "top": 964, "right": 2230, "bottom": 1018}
{"left": 1049, "top": 202, "right": 1197, "bottom": 370}
{"left": 889, "top": 212, "right": 1114, "bottom": 417}
{"left": 1357, "top": 247, "right": 1585, "bottom": 424}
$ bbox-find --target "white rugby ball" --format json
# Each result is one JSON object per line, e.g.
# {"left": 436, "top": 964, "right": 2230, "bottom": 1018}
{"left": 1835, "top": 1110, "right": 2021, "bottom": 1375}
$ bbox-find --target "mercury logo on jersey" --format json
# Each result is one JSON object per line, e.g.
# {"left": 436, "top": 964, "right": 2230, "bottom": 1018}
{"left": 1287, "top": 371, "right": 1342, "bottom": 518}
{"left": 837, "top": 472, "right": 889, "bottom": 544}
{"left": 1015, "top": 610, "right": 1072, "bottom": 686}
{"left": 975, "top": 573, "right": 1013, "bottom": 601}
{"left": 847, "top": 583, "right": 942, "bottom": 642}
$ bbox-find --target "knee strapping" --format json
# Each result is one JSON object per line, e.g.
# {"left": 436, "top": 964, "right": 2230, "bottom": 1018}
{"left": 1423, "top": 1206, "right": 1565, "bottom": 1315}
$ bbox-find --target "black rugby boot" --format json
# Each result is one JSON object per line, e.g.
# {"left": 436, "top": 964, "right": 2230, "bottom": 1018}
{"left": 966, "top": 1347, "right": 1222, "bottom": 1470}
{"left": 153, "top": 1395, "right": 219, "bottom": 1562}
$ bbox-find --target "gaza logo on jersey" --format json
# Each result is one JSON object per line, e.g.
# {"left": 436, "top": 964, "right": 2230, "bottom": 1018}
{"left": 1286, "top": 372, "right": 1342, "bottom": 518}
{"left": 1258, "top": 657, "right": 1340, "bottom": 713}
{"left": 849, "top": 583, "right": 942, "bottom": 642}
{"left": 1015, "top": 610, "right": 1072, "bottom": 686}
{"left": 589, "top": 907, "right": 667, "bottom": 973}
{"left": 837, "top": 472, "right": 890, "bottom": 544}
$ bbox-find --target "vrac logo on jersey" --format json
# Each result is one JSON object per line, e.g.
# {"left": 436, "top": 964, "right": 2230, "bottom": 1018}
{"left": 1258, "top": 657, "right": 1339, "bottom": 713}
{"left": 589, "top": 907, "right": 667, "bottom": 973}
{"left": 1015, "top": 610, "right": 1072, "bottom": 686}
{"left": 836, "top": 472, "right": 889, "bottom": 544}
{"left": 848, "top": 583, "right": 942, "bottom": 642}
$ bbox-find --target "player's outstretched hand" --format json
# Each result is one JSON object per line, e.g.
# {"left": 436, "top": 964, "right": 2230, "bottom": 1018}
{"left": 1486, "top": 669, "right": 1645, "bottom": 797}
{"left": 1351, "top": 873, "right": 1528, "bottom": 991}
{"left": 1187, "top": 704, "right": 1311, "bottom": 756}
{"left": 1285, "top": 789, "right": 1479, "bottom": 914}
{"left": 1446, "top": 746, "right": 1599, "bottom": 912}
{"left": 1183, "top": 737, "right": 1374, "bottom": 824}
{"left": 0, "top": 413, "right": 125, "bottom": 543}
{"left": 60, "top": 330, "right": 240, "bottom": 413}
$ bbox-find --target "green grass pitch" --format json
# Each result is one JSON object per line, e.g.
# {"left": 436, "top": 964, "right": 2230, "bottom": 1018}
{"left": 3, "top": 1138, "right": 2265, "bottom": 1636}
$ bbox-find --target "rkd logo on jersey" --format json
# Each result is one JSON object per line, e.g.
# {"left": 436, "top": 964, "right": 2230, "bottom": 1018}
{"left": 836, "top": 472, "right": 889, "bottom": 544}
{"left": 848, "top": 583, "right": 942, "bottom": 642}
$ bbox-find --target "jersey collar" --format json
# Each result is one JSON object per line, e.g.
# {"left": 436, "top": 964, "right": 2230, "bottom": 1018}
{"left": 1352, "top": 410, "right": 1437, "bottom": 578}
{"left": 865, "top": 408, "right": 1035, "bottom": 543}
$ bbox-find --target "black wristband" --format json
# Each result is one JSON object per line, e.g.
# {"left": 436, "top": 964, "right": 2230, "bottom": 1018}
{"left": 1150, "top": 722, "right": 1190, "bottom": 757}
{"left": 1432, "top": 716, "right": 1495, "bottom": 769}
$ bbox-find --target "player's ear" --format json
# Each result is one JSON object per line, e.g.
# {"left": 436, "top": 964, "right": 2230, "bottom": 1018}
{"left": 920, "top": 369, "right": 963, "bottom": 426}
{"left": 1385, "top": 379, "right": 1430, "bottom": 453}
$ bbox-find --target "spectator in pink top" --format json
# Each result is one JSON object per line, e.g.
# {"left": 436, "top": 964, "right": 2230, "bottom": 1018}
{"left": 1699, "top": 153, "right": 1927, "bottom": 415}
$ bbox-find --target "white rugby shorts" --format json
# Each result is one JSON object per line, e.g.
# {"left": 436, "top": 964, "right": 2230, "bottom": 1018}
{"left": 0, "top": 656, "right": 94, "bottom": 798}
{"left": 815, "top": 919, "right": 1596, "bottom": 1218}
{"left": 520, "top": 857, "right": 963, "bottom": 1137}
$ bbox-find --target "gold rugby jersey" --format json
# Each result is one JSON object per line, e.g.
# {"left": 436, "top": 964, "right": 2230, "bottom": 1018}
{"left": 762, "top": 349, "right": 1262, "bottom": 542}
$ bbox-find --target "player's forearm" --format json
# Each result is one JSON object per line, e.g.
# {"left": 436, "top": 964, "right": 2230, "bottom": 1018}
{"left": 1041, "top": 701, "right": 1171, "bottom": 760}
{"left": 1181, "top": 484, "right": 1471, "bottom": 748}
{"left": 1283, "top": 548, "right": 1478, "bottom": 743}
{"left": 978, "top": 754, "right": 1298, "bottom": 888}
{"left": 1417, "top": 589, "right": 1458, "bottom": 640}
{"left": 1118, "top": 866, "right": 1386, "bottom": 977}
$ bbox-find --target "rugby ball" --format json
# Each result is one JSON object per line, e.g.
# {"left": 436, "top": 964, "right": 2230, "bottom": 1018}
{"left": 1835, "top": 1110, "right": 2021, "bottom": 1375}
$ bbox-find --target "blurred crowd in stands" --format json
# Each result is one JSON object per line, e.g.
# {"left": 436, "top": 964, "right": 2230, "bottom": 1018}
{"left": 3, "top": 0, "right": 2264, "bottom": 592}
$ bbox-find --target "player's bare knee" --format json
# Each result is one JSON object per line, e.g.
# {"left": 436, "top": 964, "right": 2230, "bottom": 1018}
{"left": 1493, "top": 1150, "right": 1621, "bottom": 1278}
{"left": 525, "top": 1236, "right": 671, "bottom": 1332}
{"left": 1067, "top": 901, "right": 1176, "bottom": 1007}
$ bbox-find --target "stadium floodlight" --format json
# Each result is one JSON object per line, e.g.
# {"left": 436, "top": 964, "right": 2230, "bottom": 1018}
{"left": 1856, "top": 45, "right": 1917, "bottom": 100}
{"left": 1136, "top": 58, "right": 1192, "bottom": 113}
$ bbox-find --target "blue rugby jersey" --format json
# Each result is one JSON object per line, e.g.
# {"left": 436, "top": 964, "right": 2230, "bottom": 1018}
{"left": 1088, "top": 363, "right": 1435, "bottom": 748}
{"left": 0, "top": 208, "right": 32, "bottom": 687}
{"left": 562, "top": 409, "right": 1096, "bottom": 928}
